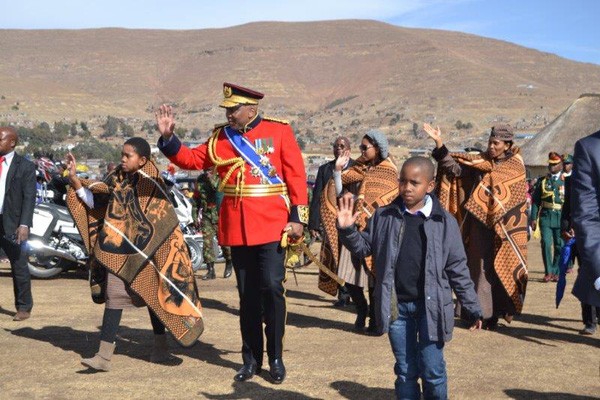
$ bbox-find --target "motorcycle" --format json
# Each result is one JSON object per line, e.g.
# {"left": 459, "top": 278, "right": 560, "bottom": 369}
{"left": 27, "top": 196, "right": 87, "bottom": 278}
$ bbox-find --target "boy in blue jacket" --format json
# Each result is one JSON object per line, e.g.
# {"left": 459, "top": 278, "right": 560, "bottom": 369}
{"left": 337, "top": 156, "right": 482, "bottom": 400}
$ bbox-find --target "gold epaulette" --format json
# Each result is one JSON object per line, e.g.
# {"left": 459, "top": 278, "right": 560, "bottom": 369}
{"left": 262, "top": 116, "right": 289, "bottom": 125}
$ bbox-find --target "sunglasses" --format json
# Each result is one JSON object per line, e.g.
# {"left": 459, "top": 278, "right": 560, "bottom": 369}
{"left": 359, "top": 144, "right": 374, "bottom": 152}
{"left": 333, "top": 143, "right": 347, "bottom": 149}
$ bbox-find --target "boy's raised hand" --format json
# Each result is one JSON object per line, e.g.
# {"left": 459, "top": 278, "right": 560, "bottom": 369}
{"left": 337, "top": 192, "right": 359, "bottom": 228}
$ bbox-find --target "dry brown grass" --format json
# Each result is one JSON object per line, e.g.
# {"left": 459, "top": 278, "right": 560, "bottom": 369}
{"left": 0, "top": 239, "right": 598, "bottom": 399}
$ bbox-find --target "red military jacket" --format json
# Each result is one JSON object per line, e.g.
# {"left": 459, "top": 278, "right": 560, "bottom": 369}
{"left": 158, "top": 115, "right": 308, "bottom": 246}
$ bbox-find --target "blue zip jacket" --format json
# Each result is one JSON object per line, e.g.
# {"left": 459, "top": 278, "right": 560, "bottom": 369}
{"left": 338, "top": 194, "right": 482, "bottom": 342}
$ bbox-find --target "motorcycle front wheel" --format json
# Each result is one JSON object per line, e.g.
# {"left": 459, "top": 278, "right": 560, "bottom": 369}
{"left": 184, "top": 236, "right": 204, "bottom": 272}
{"left": 28, "top": 254, "right": 72, "bottom": 278}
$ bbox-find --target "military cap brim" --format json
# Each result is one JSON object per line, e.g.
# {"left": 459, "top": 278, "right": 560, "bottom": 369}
{"left": 220, "top": 82, "right": 264, "bottom": 108}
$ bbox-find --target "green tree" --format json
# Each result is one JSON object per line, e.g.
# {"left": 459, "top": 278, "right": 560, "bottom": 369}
{"left": 101, "top": 116, "right": 120, "bottom": 138}
{"left": 53, "top": 121, "right": 70, "bottom": 142}
{"left": 120, "top": 121, "right": 134, "bottom": 138}
{"left": 71, "top": 137, "right": 120, "bottom": 161}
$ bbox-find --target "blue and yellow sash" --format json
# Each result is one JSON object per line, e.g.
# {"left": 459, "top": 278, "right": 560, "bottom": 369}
{"left": 224, "top": 126, "right": 289, "bottom": 207}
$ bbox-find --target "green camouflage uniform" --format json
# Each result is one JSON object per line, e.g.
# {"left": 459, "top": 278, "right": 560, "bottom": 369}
{"left": 197, "top": 174, "right": 219, "bottom": 263}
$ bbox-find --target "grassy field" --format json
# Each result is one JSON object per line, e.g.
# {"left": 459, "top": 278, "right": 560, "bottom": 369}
{"left": 0, "top": 238, "right": 598, "bottom": 399}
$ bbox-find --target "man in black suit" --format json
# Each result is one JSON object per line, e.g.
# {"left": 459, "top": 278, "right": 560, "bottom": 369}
{"left": 308, "top": 136, "right": 355, "bottom": 306}
{"left": 571, "top": 129, "right": 600, "bottom": 315}
{"left": 561, "top": 169, "right": 600, "bottom": 335}
{"left": 0, "top": 126, "right": 36, "bottom": 321}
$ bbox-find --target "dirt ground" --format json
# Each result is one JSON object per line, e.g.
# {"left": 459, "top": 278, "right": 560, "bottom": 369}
{"left": 0, "top": 239, "right": 598, "bottom": 400}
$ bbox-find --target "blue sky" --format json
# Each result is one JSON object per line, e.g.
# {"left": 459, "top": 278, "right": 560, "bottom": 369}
{"left": 2, "top": 0, "right": 598, "bottom": 65}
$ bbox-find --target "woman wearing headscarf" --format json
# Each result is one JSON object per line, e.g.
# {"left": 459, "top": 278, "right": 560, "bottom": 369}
{"left": 424, "top": 123, "right": 528, "bottom": 329}
{"left": 318, "top": 130, "right": 399, "bottom": 333}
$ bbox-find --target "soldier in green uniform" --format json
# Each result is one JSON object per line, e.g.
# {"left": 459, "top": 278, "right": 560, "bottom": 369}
{"left": 196, "top": 171, "right": 233, "bottom": 280}
{"left": 530, "top": 152, "right": 566, "bottom": 282}
{"left": 562, "top": 153, "right": 573, "bottom": 177}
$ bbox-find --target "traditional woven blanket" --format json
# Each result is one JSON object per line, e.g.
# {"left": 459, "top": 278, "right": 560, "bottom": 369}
{"left": 436, "top": 148, "right": 528, "bottom": 314}
{"left": 318, "top": 158, "right": 399, "bottom": 296}
{"left": 67, "top": 161, "right": 204, "bottom": 347}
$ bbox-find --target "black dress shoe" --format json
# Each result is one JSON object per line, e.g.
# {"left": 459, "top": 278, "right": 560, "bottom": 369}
{"left": 223, "top": 261, "right": 233, "bottom": 279}
{"left": 233, "top": 363, "right": 260, "bottom": 382}
{"left": 269, "top": 358, "right": 286, "bottom": 384}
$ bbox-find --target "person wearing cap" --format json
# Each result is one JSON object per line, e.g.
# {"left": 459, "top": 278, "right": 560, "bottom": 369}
{"left": 319, "top": 130, "right": 399, "bottom": 334}
{"left": 195, "top": 170, "right": 234, "bottom": 280}
{"left": 425, "top": 123, "right": 528, "bottom": 330}
{"left": 530, "top": 151, "right": 566, "bottom": 283}
{"left": 562, "top": 153, "right": 573, "bottom": 177}
{"left": 156, "top": 83, "right": 308, "bottom": 384}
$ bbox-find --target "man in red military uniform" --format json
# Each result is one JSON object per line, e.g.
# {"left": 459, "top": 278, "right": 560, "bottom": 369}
{"left": 156, "top": 83, "right": 308, "bottom": 384}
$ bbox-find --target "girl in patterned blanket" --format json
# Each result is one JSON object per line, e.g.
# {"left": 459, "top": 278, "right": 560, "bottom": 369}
{"left": 66, "top": 137, "right": 174, "bottom": 371}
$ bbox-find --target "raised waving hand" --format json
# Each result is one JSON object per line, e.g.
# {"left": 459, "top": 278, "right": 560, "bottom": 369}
{"left": 423, "top": 123, "right": 443, "bottom": 149}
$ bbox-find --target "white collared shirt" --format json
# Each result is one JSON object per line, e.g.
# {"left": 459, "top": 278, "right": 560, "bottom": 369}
{"left": 0, "top": 151, "right": 16, "bottom": 214}
{"left": 401, "top": 194, "right": 433, "bottom": 218}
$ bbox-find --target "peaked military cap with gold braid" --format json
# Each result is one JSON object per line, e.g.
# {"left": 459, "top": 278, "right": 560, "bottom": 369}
{"left": 220, "top": 82, "right": 264, "bottom": 108}
{"left": 548, "top": 151, "right": 562, "bottom": 165}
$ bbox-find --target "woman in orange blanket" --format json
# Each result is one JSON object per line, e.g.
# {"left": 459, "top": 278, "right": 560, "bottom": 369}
{"left": 319, "top": 130, "right": 399, "bottom": 334}
{"left": 424, "top": 123, "right": 528, "bottom": 330}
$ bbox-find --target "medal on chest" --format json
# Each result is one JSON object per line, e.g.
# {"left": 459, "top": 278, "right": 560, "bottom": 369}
{"left": 250, "top": 138, "right": 277, "bottom": 183}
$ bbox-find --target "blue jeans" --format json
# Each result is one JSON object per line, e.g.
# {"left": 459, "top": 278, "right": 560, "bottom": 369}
{"left": 388, "top": 300, "right": 447, "bottom": 400}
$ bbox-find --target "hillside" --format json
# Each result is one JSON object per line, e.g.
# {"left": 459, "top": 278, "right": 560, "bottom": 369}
{"left": 1, "top": 20, "right": 600, "bottom": 150}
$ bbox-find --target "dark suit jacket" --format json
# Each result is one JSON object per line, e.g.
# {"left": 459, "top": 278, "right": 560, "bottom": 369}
{"left": 308, "top": 158, "right": 355, "bottom": 231}
{"left": 1, "top": 153, "right": 36, "bottom": 234}
{"left": 571, "top": 130, "right": 600, "bottom": 307}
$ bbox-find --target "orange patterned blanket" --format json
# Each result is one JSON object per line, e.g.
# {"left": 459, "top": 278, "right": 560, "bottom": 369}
{"left": 318, "top": 158, "right": 399, "bottom": 296}
{"left": 67, "top": 161, "right": 204, "bottom": 346}
{"left": 437, "top": 149, "right": 528, "bottom": 314}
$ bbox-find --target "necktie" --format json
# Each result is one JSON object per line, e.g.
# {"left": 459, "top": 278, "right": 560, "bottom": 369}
{"left": 0, "top": 155, "right": 4, "bottom": 177}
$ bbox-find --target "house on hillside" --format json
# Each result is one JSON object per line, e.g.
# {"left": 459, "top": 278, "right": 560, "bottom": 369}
{"left": 521, "top": 94, "right": 600, "bottom": 178}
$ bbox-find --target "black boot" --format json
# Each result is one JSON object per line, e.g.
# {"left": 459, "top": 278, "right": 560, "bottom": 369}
{"left": 202, "top": 263, "right": 216, "bottom": 280}
{"left": 334, "top": 285, "right": 351, "bottom": 307}
{"left": 346, "top": 284, "right": 368, "bottom": 332}
{"left": 354, "top": 302, "right": 368, "bottom": 331}
{"left": 223, "top": 260, "right": 233, "bottom": 279}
